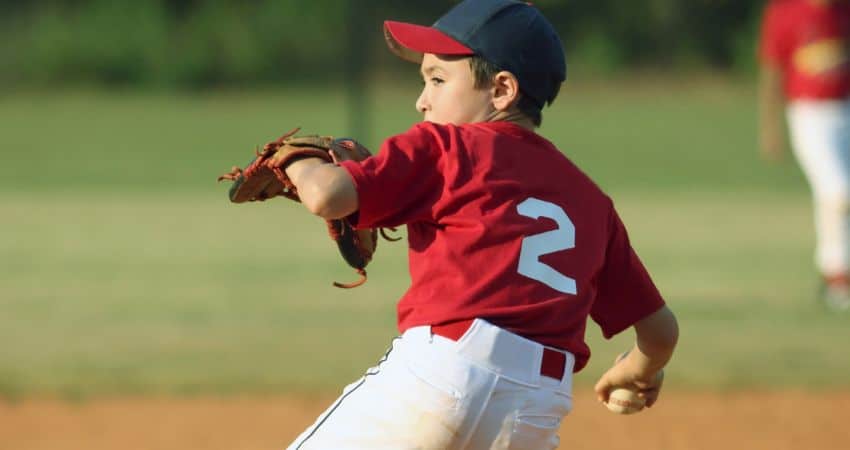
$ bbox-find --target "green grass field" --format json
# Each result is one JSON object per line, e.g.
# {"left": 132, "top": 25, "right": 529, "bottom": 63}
{"left": 1, "top": 78, "right": 847, "bottom": 399}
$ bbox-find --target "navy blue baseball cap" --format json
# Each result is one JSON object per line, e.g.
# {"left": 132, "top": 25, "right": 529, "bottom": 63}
{"left": 384, "top": 0, "right": 566, "bottom": 108}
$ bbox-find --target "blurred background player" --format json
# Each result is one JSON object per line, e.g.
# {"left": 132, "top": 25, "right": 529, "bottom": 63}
{"left": 759, "top": 0, "right": 850, "bottom": 311}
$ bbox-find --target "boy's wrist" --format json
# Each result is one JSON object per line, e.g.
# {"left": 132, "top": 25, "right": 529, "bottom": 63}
{"left": 623, "top": 345, "right": 668, "bottom": 380}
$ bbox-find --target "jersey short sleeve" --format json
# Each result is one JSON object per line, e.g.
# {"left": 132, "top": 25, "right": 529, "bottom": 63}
{"left": 590, "top": 208, "right": 666, "bottom": 338}
{"left": 339, "top": 123, "right": 446, "bottom": 228}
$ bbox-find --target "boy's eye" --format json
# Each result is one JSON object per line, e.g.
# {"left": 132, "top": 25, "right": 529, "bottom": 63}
{"left": 430, "top": 77, "right": 445, "bottom": 86}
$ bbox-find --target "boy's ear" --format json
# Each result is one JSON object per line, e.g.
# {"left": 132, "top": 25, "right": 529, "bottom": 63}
{"left": 491, "top": 71, "right": 521, "bottom": 112}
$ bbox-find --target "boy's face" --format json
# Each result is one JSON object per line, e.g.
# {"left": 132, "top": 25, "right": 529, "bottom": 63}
{"left": 416, "top": 53, "right": 495, "bottom": 125}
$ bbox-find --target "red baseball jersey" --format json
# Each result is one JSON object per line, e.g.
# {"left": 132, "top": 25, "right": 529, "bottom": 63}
{"left": 760, "top": 0, "right": 850, "bottom": 100}
{"left": 340, "top": 121, "right": 665, "bottom": 371}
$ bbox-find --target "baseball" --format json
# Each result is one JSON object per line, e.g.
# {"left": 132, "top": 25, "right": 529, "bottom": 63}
{"left": 605, "top": 388, "right": 646, "bottom": 414}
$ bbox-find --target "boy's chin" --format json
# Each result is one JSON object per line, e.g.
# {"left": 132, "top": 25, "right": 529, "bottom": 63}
{"left": 424, "top": 117, "right": 463, "bottom": 126}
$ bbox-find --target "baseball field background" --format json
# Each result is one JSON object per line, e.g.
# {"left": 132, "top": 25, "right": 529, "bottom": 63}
{"left": 2, "top": 1, "right": 850, "bottom": 449}
{"left": 2, "top": 77, "right": 849, "bottom": 450}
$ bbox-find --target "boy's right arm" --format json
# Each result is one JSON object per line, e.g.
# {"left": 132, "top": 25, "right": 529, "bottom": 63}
{"left": 594, "top": 305, "right": 679, "bottom": 408}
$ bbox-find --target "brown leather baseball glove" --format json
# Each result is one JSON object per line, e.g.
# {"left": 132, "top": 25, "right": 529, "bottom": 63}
{"left": 218, "top": 128, "right": 398, "bottom": 288}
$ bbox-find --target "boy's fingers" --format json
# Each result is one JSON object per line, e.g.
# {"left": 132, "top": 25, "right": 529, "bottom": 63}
{"left": 594, "top": 385, "right": 607, "bottom": 402}
{"left": 594, "top": 379, "right": 611, "bottom": 402}
{"left": 645, "top": 390, "right": 661, "bottom": 407}
{"left": 636, "top": 386, "right": 658, "bottom": 398}
{"left": 633, "top": 370, "right": 664, "bottom": 390}
{"left": 639, "top": 382, "right": 662, "bottom": 407}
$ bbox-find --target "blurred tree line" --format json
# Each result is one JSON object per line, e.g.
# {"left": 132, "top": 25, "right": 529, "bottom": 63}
{"left": 0, "top": 0, "right": 765, "bottom": 89}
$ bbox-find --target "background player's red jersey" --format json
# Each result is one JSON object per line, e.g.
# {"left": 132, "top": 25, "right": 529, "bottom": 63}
{"left": 341, "top": 121, "right": 665, "bottom": 371}
{"left": 760, "top": 0, "right": 850, "bottom": 100}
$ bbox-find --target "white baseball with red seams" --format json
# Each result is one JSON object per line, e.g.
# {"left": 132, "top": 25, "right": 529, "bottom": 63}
{"left": 605, "top": 388, "right": 646, "bottom": 415}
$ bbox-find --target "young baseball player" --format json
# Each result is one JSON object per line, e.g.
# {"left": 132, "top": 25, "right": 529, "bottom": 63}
{"left": 284, "top": 1, "right": 679, "bottom": 448}
{"left": 759, "top": 0, "right": 850, "bottom": 311}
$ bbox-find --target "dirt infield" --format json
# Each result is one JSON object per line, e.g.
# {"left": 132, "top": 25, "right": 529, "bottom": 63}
{"left": 1, "top": 390, "right": 847, "bottom": 450}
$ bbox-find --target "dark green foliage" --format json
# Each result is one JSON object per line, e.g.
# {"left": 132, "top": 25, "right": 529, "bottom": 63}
{"left": 0, "top": 0, "right": 768, "bottom": 89}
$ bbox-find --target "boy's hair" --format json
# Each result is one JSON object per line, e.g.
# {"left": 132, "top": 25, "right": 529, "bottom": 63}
{"left": 385, "top": 1, "right": 566, "bottom": 119}
{"left": 469, "top": 55, "right": 560, "bottom": 127}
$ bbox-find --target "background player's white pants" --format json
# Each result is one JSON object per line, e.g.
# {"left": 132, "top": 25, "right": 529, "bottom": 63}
{"left": 287, "top": 319, "right": 574, "bottom": 450}
{"left": 787, "top": 100, "right": 850, "bottom": 276}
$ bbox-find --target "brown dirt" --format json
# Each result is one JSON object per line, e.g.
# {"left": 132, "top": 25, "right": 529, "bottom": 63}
{"left": 0, "top": 390, "right": 847, "bottom": 450}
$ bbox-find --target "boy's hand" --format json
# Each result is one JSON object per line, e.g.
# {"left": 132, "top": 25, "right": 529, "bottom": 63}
{"left": 217, "top": 128, "right": 384, "bottom": 289}
{"left": 594, "top": 351, "right": 665, "bottom": 408}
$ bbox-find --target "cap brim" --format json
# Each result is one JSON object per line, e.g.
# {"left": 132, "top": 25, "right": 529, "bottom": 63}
{"left": 384, "top": 20, "right": 474, "bottom": 63}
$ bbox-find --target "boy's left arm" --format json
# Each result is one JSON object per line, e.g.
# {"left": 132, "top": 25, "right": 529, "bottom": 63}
{"left": 285, "top": 158, "right": 359, "bottom": 220}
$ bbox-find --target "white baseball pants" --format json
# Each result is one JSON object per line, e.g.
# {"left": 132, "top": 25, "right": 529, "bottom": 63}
{"left": 286, "top": 319, "right": 574, "bottom": 450}
{"left": 787, "top": 99, "right": 850, "bottom": 277}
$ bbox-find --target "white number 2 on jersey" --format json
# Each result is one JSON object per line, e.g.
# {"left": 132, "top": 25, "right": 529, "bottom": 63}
{"left": 516, "top": 198, "right": 577, "bottom": 295}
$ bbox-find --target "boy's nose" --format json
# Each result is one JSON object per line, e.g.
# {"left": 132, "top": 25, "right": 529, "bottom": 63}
{"left": 415, "top": 91, "right": 428, "bottom": 113}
